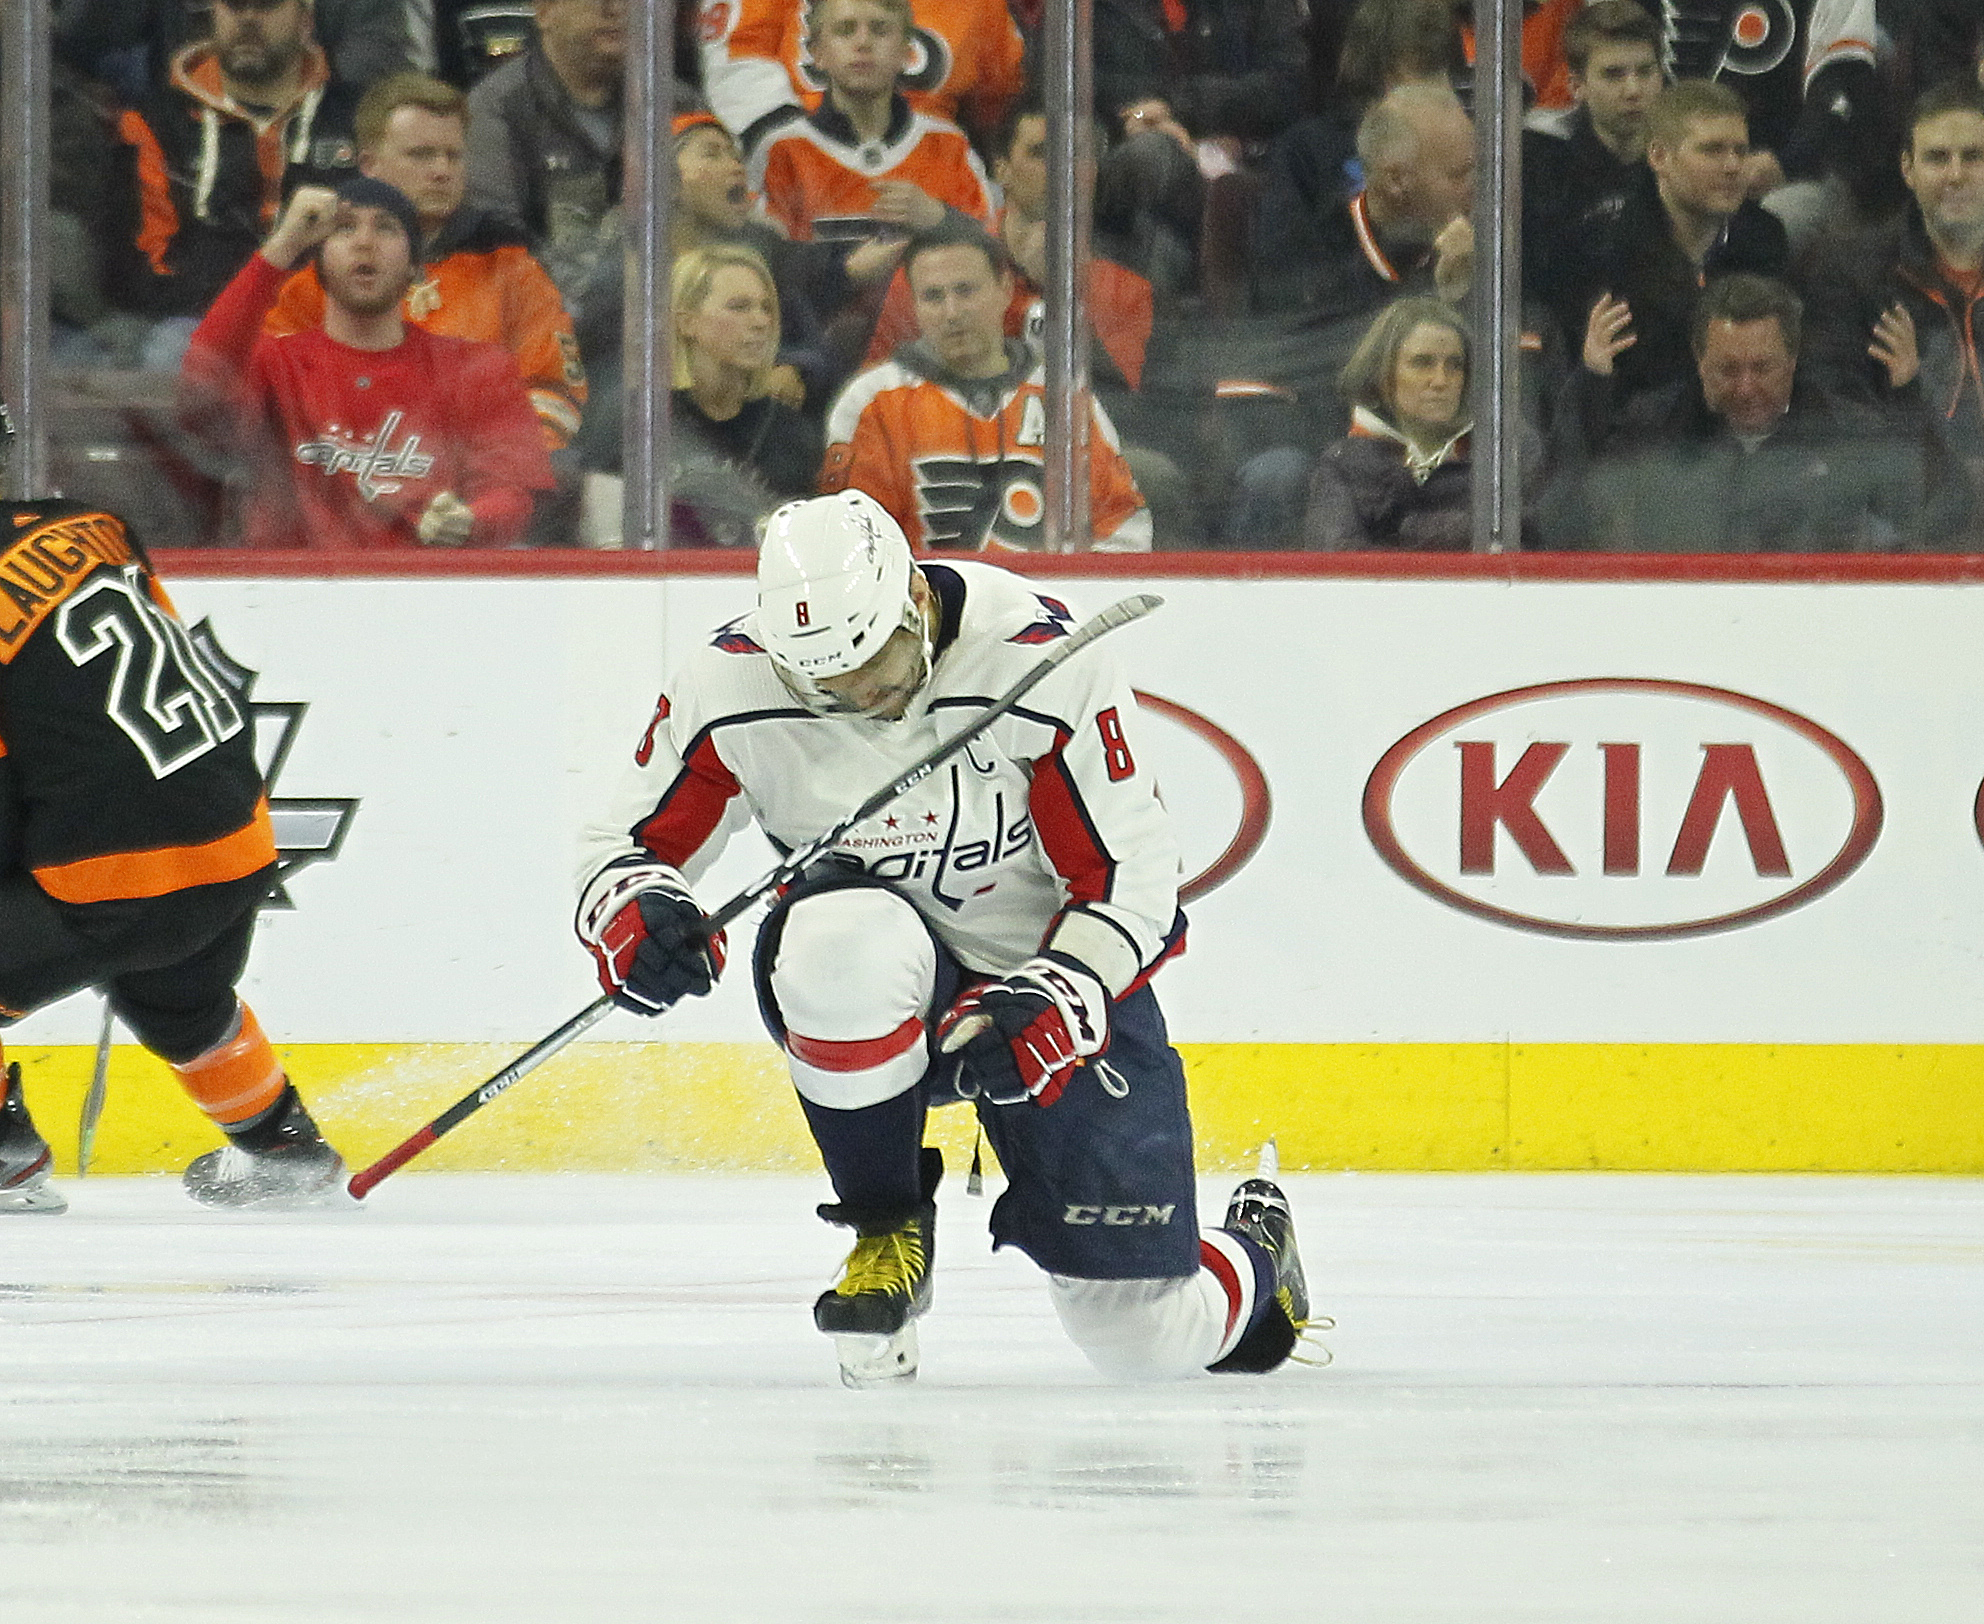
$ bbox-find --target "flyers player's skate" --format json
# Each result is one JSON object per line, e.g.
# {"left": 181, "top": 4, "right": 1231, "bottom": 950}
{"left": 0, "top": 1063, "right": 66, "bottom": 1214}
{"left": 1212, "top": 1140, "right": 1323, "bottom": 1373}
{"left": 182, "top": 1085, "right": 347, "bottom": 1210}
{"left": 813, "top": 1150, "right": 940, "bottom": 1388}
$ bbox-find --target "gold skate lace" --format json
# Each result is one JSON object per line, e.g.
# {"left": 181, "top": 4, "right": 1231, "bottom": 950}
{"left": 1282, "top": 1288, "right": 1336, "bottom": 1367}
{"left": 834, "top": 1228, "right": 926, "bottom": 1299}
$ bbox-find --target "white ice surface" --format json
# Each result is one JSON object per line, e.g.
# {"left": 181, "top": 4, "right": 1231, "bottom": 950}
{"left": 2, "top": 1173, "right": 1980, "bottom": 1623}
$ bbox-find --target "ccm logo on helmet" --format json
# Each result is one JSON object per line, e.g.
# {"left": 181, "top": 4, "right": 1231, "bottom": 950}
{"left": 1363, "top": 678, "right": 1883, "bottom": 941}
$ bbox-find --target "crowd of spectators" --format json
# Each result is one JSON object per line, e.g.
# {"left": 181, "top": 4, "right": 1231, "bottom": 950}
{"left": 27, "top": 0, "right": 1984, "bottom": 552}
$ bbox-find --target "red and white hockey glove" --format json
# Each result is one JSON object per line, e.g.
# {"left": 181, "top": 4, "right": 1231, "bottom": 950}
{"left": 577, "top": 865, "right": 726, "bottom": 1015}
{"left": 938, "top": 956, "right": 1109, "bottom": 1107}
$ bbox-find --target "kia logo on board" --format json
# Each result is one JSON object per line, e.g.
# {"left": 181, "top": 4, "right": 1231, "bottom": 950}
{"left": 1362, "top": 679, "right": 1883, "bottom": 940}
{"left": 1134, "top": 691, "right": 1271, "bottom": 903}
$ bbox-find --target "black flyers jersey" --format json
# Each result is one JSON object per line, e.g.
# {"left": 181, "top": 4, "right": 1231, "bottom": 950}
{"left": 1663, "top": 0, "right": 1877, "bottom": 155}
{"left": 0, "top": 501, "right": 275, "bottom": 905}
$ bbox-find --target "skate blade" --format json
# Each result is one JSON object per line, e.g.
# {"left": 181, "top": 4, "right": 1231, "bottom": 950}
{"left": 833, "top": 1324, "right": 920, "bottom": 1389}
{"left": 1256, "top": 1137, "right": 1280, "bottom": 1181}
{"left": 184, "top": 1167, "right": 357, "bottom": 1213}
{"left": 0, "top": 1180, "right": 67, "bottom": 1215}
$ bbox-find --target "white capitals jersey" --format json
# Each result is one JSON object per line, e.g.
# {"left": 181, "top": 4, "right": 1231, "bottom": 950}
{"left": 577, "top": 562, "right": 1183, "bottom": 996}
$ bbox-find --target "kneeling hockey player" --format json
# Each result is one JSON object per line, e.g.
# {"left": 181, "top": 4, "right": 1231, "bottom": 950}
{"left": 576, "top": 489, "right": 1314, "bottom": 1384}
{"left": 0, "top": 410, "right": 343, "bottom": 1213}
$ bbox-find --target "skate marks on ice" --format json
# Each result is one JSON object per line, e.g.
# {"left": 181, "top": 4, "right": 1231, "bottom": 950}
{"left": 0, "top": 1174, "right": 1979, "bottom": 1623}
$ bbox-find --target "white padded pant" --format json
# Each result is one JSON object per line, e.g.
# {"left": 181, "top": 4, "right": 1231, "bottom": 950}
{"left": 1049, "top": 1230, "right": 1261, "bottom": 1380}
{"left": 769, "top": 886, "right": 937, "bottom": 1111}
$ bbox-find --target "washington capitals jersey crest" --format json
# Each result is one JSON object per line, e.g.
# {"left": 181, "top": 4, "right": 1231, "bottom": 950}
{"left": 713, "top": 618, "right": 766, "bottom": 655}
{"left": 1008, "top": 594, "right": 1074, "bottom": 645}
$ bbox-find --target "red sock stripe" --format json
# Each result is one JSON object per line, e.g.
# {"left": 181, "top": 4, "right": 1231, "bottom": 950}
{"left": 1199, "top": 1235, "right": 1247, "bottom": 1344}
{"left": 786, "top": 1015, "right": 924, "bottom": 1074}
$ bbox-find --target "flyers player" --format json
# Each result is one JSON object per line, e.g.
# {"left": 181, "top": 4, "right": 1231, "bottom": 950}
{"left": 0, "top": 414, "right": 343, "bottom": 1213}
{"left": 576, "top": 490, "right": 1315, "bottom": 1386}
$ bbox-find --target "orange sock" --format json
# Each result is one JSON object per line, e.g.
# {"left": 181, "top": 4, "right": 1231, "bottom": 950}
{"left": 172, "top": 1003, "right": 286, "bottom": 1127}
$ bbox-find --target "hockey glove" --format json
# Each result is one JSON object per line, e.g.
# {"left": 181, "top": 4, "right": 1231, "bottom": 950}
{"left": 937, "top": 956, "right": 1109, "bottom": 1107}
{"left": 578, "top": 866, "right": 726, "bottom": 1015}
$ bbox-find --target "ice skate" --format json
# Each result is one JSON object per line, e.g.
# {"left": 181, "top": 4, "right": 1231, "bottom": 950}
{"left": 814, "top": 1152, "right": 940, "bottom": 1389}
{"left": 182, "top": 1088, "right": 346, "bottom": 1211}
{"left": 1212, "top": 1139, "right": 1327, "bottom": 1372}
{"left": 815, "top": 1205, "right": 935, "bottom": 1387}
{"left": 0, "top": 1063, "right": 66, "bottom": 1214}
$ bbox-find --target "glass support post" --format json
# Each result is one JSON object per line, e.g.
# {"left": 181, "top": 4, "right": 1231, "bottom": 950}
{"left": 1, "top": 0, "right": 52, "bottom": 499}
{"left": 622, "top": 1, "right": 672, "bottom": 550}
{"left": 1470, "top": 0, "right": 1524, "bottom": 553}
{"left": 1042, "top": 0, "right": 1094, "bottom": 552}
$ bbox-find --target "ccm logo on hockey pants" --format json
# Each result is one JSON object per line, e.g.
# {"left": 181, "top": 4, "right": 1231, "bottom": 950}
{"left": 1063, "top": 1203, "right": 1177, "bottom": 1226}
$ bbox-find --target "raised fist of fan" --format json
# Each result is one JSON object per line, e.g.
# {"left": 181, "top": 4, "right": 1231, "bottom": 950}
{"left": 417, "top": 491, "right": 475, "bottom": 546}
{"left": 938, "top": 957, "right": 1108, "bottom": 1106}
{"left": 578, "top": 870, "right": 725, "bottom": 1015}
{"left": 263, "top": 185, "right": 343, "bottom": 271}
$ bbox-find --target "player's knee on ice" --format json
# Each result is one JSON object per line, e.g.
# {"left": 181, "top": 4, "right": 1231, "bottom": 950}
{"left": 1048, "top": 1273, "right": 1235, "bottom": 1382}
{"left": 771, "top": 886, "right": 937, "bottom": 1111}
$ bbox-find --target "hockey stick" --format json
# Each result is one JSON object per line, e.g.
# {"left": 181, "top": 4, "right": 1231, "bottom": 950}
{"left": 77, "top": 998, "right": 114, "bottom": 1177}
{"left": 347, "top": 591, "right": 1165, "bottom": 1199}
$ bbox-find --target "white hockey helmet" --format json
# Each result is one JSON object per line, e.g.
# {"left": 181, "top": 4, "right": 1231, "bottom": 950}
{"left": 757, "top": 491, "right": 924, "bottom": 697}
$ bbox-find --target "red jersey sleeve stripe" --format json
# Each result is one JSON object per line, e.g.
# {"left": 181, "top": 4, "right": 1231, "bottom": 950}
{"left": 634, "top": 731, "right": 743, "bottom": 869}
{"left": 1027, "top": 729, "right": 1117, "bottom": 906}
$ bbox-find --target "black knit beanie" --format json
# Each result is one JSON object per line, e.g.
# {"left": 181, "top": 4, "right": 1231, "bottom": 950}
{"left": 332, "top": 174, "right": 423, "bottom": 255}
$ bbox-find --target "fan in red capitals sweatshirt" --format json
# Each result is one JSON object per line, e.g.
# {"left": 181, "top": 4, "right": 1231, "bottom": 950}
{"left": 181, "top": 210, "right": 553, "bottom": 550}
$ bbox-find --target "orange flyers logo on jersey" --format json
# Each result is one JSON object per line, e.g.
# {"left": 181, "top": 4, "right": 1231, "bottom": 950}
{"left": 749, "top": 108, "right": 995, "bottom": 242}
{"left": 697, "top": 0, "right": 1024, "bottom": 136}
{"left": 823, "top": 361, "right": 1152, "bottom": 552}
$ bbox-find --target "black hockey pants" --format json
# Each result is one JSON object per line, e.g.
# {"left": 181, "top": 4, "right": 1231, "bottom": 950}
{"left": 0, "top": 866, "right": 274, "bottom": 1062}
